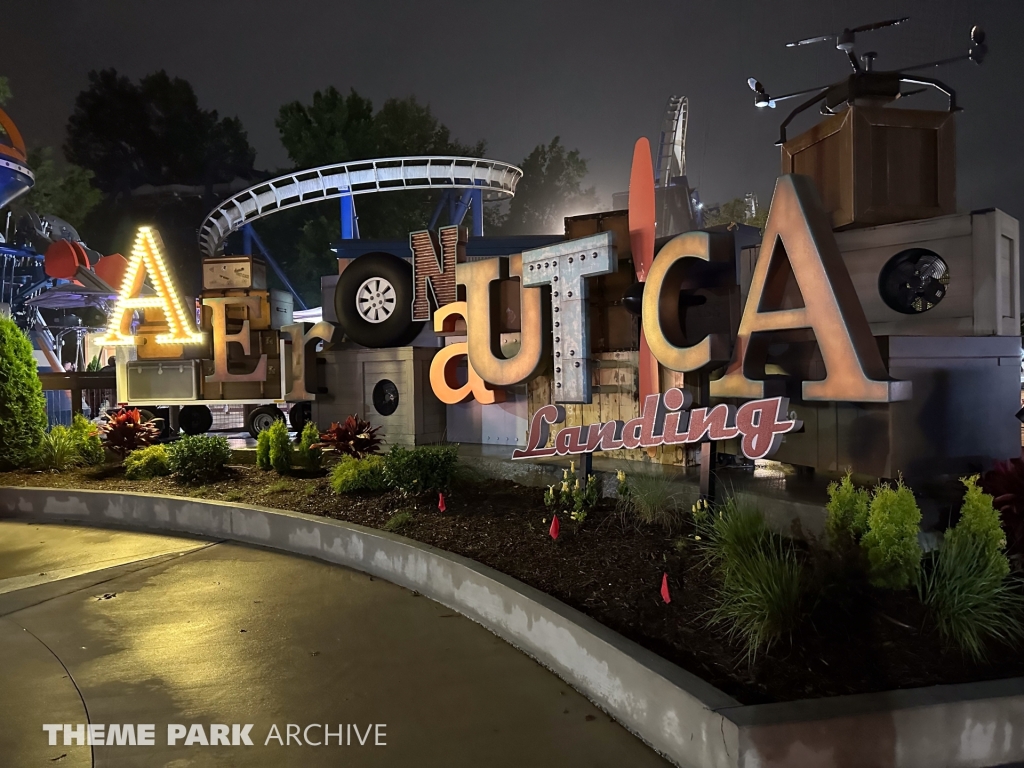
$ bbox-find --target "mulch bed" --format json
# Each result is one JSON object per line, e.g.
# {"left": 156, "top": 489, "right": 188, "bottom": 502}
{"left": 4, "top": 463, "right": 1023, "bottom": 705}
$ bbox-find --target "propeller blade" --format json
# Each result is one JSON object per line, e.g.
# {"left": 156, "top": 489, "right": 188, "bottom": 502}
{"left": 785, "top": 33, "right": 834, "bottom": 48}
{"left": 747, "top": 78, "right": 760, "bottom": 92}
{"left": 971, "top": 25, "right": 986, "bottom": 45}
{"left": 850, "top": 16, "right": 909, "bottom": 34}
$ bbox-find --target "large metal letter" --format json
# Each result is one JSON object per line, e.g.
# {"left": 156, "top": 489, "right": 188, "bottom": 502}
{"left": 282, "top": 321, "right": 334, "bottom": 401}
{"left": 520, "top": 232, "right": 616, "bottom": 403}
{"left": 410, "top": 225, "right": 464, "bottom": 321}
{"left": 204, "top": 296, "right": 267, "bottom": 383}
{"left": 643, "top": 230, "right": 735, "bottom": 373}
{"left": 710, "top": 175, "right": 911, "bottom": 402}
{"left": 458, "top": 253, "right": 546, "bottom": 387}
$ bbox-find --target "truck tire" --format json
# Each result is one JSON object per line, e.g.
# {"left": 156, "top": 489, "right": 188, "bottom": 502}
{"left": 246, "top": 405, "right": 285, "bottom": 439}
{"left": 335, "top": 252, "right": 423, "bottom": 348}
{"left": 289, "top": 402, "right": 312, "bottom": 432}
{"left": 179, "top": 405, "right": 213, "bottom": 436}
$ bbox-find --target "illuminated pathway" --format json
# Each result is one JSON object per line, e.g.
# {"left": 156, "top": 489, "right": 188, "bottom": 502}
{"left": 0, "top": 521, "right": 669, "bottom": 767}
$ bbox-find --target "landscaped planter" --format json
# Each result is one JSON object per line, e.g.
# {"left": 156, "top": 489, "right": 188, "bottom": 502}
{"left": 2, "top": 484, "right": 1022, "bottom": 768}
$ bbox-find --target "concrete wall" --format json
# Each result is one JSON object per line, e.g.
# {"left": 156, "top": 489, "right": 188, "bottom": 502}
{"left": 2, "top": 485, "right": 1023, "bottom": 768}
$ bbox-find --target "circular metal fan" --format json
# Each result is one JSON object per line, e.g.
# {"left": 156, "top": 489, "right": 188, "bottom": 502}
{"left": 878, "top": 248, "right": 950, "bottom": 314}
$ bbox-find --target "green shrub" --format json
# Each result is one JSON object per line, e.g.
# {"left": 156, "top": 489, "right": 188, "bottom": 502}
{"left": 297, "top": 421, "right": 322, "bottom": 471}
{"left": 383, "top": 510, "right": 414, "bottom": 532}
{"left": 919, "top": 475, "right": 1023, "bottom": 660}
{"left": 37, "top": 426, "right": 82, "bottom": 471}
{"left": 167, "top": 435, "right": 231, "bottom": 485}
{"left": 330, "top": 455, "right": 387, "bottom": 494}
{"left": 265, "top": 419, "right": 292, "bottom": 475}
{"left": 0, "top": 315, "right": 48, "bottom": 470}
{"left": 256, "top": 428, "right": 272, "bottom": 471}
{"left": 383, "top": 445, "right": 459, "bottom": 495}
{"left": 861, "top": 479, "right": 922, "bottom": 590}
{"left": 920, "top": 533, "right": 1024, "bottom": 660}
{"left": 701, "top": 498, "right": 804, "bottom": 661}
{"left": 124, "top": 445, "right": 170, "bottom": 480}
{"left": 616, "top": 469, "right": 684, "bottom": 531}
{"left": 826, "top": 471, "right": 870, "bottom": 547}
{"left": 948, "top": 476, "right": 1010, "bottom": 579}
{"left": 70, "top": 414, "right": 105, "bottom": 465}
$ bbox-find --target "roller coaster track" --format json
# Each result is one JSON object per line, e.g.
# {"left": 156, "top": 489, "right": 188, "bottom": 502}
{"left": 198, "top": 156, "right": 522, "bottom": 258}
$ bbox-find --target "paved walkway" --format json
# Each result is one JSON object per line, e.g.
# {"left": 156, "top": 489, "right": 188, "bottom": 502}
{"left": 0, "top": 521, "right": 669, "bottom": 767}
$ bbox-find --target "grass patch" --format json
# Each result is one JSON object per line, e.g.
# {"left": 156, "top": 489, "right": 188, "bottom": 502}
{"left": 700, "top": 498, "right": 805, "bottom": 662}
{"left": 383, "top": 510, "right": 414, "bottom": 532}
{"left": 266, "top": 479, "right": 293, "bottom": 494}
{"left": 617, "top": 470, "right": 684, "bottom": 531}
{"left": 222, "top": 489, "right": 245, "bottom": 502}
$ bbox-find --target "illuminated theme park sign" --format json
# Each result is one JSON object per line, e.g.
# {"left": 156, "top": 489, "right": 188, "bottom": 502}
{"left": 413, "top": 144, "right": 911, "bottom": 462}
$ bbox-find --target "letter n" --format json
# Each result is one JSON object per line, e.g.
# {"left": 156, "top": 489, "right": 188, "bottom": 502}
{"left": 410, "top": 225, "right": 465, "bottom": 321}
{"left": 710, "top": 175, "right": 910, "bottom": 403}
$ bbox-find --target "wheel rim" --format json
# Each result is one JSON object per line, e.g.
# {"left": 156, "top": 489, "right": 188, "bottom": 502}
{"left": 355, "top": 277, "right": 397, "bottom": 324}
{"left": 252, "top": 413, "right": 278, "bottom": 433}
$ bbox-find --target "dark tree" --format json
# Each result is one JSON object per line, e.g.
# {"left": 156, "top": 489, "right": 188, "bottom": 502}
{"left": 495, "top": 137, "right": 597, "bottom": 235}
{"left": 65, "top": 69, "right": 256, "bottom": 194}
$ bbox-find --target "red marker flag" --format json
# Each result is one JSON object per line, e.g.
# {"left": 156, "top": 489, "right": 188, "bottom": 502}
{"left": 660, "top": 573, "right": 671, "bottom": 604}
{"left": 438, "top": 492, "right": 446, "bottom": 512}
{"left": 549, "top": 515, "right": 560, "bottom": 540}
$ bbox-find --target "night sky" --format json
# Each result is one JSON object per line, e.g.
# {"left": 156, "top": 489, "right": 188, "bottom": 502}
{"left": 5, "top": 0, "right": 1023, "bottom": 223}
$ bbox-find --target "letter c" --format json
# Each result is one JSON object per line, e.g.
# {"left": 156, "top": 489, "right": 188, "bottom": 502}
{"left": 642, "top": 231, "right": 732, "bottom": 373}
{"left": 303, "top": 724, "right": 322, "bottom": 746}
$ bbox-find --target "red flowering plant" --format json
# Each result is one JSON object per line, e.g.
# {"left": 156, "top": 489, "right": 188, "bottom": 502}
{"left": 99, "top": 407, "right": 162, "bottom": 461}
{"left": 312, "top": 415, "right": 383, "bottom": 459}
{"left": 980, "top": 450, "right": 1024, "bottom": 562}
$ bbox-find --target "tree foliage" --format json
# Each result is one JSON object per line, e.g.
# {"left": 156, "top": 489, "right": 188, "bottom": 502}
{"left": 21, "top": 147, "right": 103, "bottom": 229}
{"left": 495, "top": 137, "right": 597, "bottom": 234}
{"left": 703, "top": 197, "right": 768, "bottom": 229}
{"left": 0, "top": 76, "right": 10, "bottom": 106}
{"left": 65, "top": 69, "right": 256, "bottom": 193}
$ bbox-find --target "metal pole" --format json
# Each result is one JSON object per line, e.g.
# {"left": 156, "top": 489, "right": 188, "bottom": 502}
{"left": 242, "top": 225, "right": 309, "bottom": 311}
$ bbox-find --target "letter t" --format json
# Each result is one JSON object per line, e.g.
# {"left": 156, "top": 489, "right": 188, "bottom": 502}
{"left": 521, "top": 232, "right": 616, "bottom": 403}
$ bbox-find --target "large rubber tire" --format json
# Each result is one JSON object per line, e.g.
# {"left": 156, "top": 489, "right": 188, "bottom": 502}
{"left": 246, "top": 405, "right": 285, "bottom": 439}
{"left": 289, "top": 402, "right": 312, "bottom": 432}
{"left": 179, "top": 405, "right": 213, "bottom": 436}
{"left": 335, "top": 252, "right": 423, "bottom": 348}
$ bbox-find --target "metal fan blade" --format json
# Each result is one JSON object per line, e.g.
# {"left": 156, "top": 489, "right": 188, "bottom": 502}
{"left": 747, "top": 78, "right": 761, "bottom": 92}
{"left": 850, "top": 16, "right": 909, "bottom": 34}
{"left": 971, "top": 25, "right": 985, "bottom": 45}
{"left": 785, "top": 34, "right": 835, "bottom": 48}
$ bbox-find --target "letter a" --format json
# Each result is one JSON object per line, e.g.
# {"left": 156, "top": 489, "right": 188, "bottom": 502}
{"left": 710, "top": 175, "right": 910, "bottom": 403}
{"left": 97, "top": 226, "right": 204, "bottom": 346}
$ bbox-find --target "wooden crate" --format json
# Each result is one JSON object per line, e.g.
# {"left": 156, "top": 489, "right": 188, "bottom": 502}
{"left": 781, "top": 106, "right": 955, "bottom": 230}
{"left": 202, "top": 255, "right": 267, "bottom": 291}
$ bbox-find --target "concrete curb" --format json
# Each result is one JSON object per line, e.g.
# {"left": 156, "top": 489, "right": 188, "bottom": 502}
{"left": 2, "top": 486, "right": 1023, "bottom": 768}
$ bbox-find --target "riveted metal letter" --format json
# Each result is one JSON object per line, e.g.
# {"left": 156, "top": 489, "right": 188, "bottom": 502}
{"left": 410, "top": 225, "right": 464, "bottom": 321}
{"left": 521, "top": 232, "right": 616, "bottom": 403}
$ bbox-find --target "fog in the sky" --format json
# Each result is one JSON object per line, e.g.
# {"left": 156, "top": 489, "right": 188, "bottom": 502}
{"left": 4, "top": 0, "right": 1022, "bottom": 221}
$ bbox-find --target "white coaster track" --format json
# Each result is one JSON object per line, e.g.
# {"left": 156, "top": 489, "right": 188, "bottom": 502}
{"left": 198, "top": 156, "right": 523, "bottom": 257}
